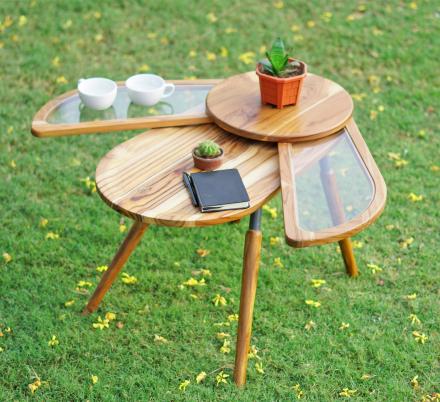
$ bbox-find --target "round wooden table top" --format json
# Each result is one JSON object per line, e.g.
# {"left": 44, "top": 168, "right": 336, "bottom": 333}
{"left": 206, "top": 72, "right": 353, "bottom": 143}
{"left": 96, "top": 124, "right": 280, "bottom": 227}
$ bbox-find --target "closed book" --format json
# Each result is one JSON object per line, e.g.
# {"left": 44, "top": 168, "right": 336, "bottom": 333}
{"left": 183, "top": 169, "right": 250, "bottom": 212}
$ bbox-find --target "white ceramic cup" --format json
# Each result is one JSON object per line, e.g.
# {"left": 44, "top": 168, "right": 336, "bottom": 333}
{"left": 77, "top": 77, "right": 117, "bottom": 110}
{"left": 125, "top": 74, "right": 175, "bottom": 106}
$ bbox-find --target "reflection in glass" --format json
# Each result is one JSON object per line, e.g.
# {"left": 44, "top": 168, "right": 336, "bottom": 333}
{"left": 47, "top": 85, "right": 212, "bottom": 124}
{"left": 127, "top": 102, "right": 174, "bottom": 119}
{"left": 79, "top": 104, "right": 117, "bottom": 122}
{"left": 293, "top": 130, "right": 374, "bottom": 232}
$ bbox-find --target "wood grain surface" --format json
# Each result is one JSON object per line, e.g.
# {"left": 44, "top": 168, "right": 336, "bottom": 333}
{"left": 206, "top": 72, "right": 353, "bottom": 143}
{"left": 31, "top": 79, "right": 221, "bottom": 138}
{"left": 96, "top": 124, "right": 280, "bottom": 227}
{"left": 278, "top": 118, "right": 387, "bottom": 247}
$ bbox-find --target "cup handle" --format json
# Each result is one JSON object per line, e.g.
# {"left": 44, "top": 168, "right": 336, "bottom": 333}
{"left": 162, "top": 83, "right": 175, "bottom": 98}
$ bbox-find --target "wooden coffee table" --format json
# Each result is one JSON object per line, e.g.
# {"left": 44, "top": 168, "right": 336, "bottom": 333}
{"left": 32, "top": 71, "right": 387, "bottom": 387}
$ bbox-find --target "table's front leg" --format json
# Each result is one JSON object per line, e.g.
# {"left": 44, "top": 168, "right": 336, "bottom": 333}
{"left": 234, "top": 208, "right": 262, "bottom": 387}
{"left": 82, "top": 221, "right": 148, "bottom": 315}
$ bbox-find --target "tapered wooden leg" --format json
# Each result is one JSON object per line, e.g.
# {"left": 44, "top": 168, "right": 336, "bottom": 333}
{"left": 338, "top": 238, "right": 358, "bottom": 277}
{"left": 82, "top": 221, "right": 148, "bottom": 315}
{"left": 234, "top": 209, "right": 262, "bottom": 387}
{"left": 319, "top": 156, "right": 359, "bottom": 277}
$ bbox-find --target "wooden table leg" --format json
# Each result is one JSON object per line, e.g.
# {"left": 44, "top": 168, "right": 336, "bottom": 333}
{"left": 234, "top": 209, "right": 262, "bottom": 387}
{"left": 319, "top": 157, "right": 359, "bottom": 277}
{"left": 82, "top": 221, "right": 148, "bottom": 315}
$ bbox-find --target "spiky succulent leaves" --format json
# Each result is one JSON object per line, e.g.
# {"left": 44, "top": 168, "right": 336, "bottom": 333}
{"left": 195, "top": 140, "right": 221, "bottom": 158}
{"left": 259, "top": 58, "right": 275, "bottom": 76}
{"left": 278, "top": 60, "right": 303, "bottom": 78}
{"left": 265, "top": 37, "right": 288, "bottom": 77}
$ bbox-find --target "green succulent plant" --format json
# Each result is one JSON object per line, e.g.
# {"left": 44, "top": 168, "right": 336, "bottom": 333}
{"left": 259, "top": 37, "right": 303, "bottom": 78}
{"left": 195, "top": 140, "right": 222, "bottom": 158}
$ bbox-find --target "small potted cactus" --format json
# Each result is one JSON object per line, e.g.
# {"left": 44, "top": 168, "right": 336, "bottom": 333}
{"left": 256, "top": 37, "right": 307, "bottom": 109}
{"left": 192, "top": 140, "right": 224, "bottom": 171}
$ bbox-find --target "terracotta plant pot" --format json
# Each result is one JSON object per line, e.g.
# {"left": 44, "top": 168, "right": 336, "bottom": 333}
{"left": 256, "top": 59, "right": 307, "bottom": 109}
{"left": 192, "top": 148, "right": 224, "bottom": 171}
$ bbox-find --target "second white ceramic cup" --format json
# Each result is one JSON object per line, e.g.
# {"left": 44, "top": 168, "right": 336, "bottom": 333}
{"left": 125, "top": 74, "right": 175, "bottom": 106}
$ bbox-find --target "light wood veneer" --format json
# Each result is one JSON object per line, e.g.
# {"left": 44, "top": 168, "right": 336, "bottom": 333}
{"left": 96, "top": 124, "right": 280, "bottom": 227}
{"left": 206, "top": 72, "right": 353, "bottom": 143}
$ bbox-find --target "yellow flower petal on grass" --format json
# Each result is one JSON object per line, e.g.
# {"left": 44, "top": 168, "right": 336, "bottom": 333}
{"left": 96, "top": 265, "right": 108, "bottom": 272}
{"left": 367, "top": 263, "right": 382, "bottom": 274}
{"left": 307, "top": 20, "right": 316, "bottom": 28}
{"left": 92, "top": 316, "right": 109, "bottom": 330}
{"left": 51, "top": 56, "right": 61, "bottom": 67}
{"left": 215, "top": 371, "right": 229, "bottom": 386}
{"left": 339, "top": 322, "right": 350, "bottom": 330}
{"left": 399, "top": 237, "right": 414, "bottom": 249}
{"left": 339, "top": 388, "right": 357, "bottom": 397}
{"left": 270, "top": 236, "right": 281, "bottom": 246}
{"left": 212, "top": 294, "right": 227, "bottom": 306}
{"left": 405, "top": 293, "right": 417, "bottom": 300}
{"left": 304, "top": 320, "right": 316, "bottom": 331}
{"left": 18, "top": 15, "right": 27, "bottom": 27}
{"left": 273, "top": 1, "right": 284, "bottom": 9}
{"left": 196, "top": 371, "right": 207, "bottom": 383}
{"left": 121, "top": 273, "right": 137, "bottom": 284}
{"left": 206, "top": 51, "right": 216, "bottom": 61}
{"left": 220, "top": 46, "right": 228, "bottom": 58}
{"left": 409, "top": 314, "right": 421, "bottom": 325}
{"left": 64, "top": 300, "right": 75, "bottom": 307}
{"left": 154, "top": 334, "right": 168, "bottom": 344}
{"left": 28, "top": 378, "right": 42, "bottom": 394}
{"left": 255, "top": 361, "right": 264, "bottom": 374}
{"left": 105, "top": 312, "right": 116, "bottom": 321}
{"left": 228, "top": 313, "right": 239, "bottom": 322}
{"left": 292, "top": 383, "right": 304, "bottom": 399}
{"left": 238, "top": 51, "right": 256, "bottom": 65}
{"left": 273, "top": 257, "right": 284, "bottom": 268}
{"left": 361, "top": 373, "right": 374, "bottom": 380}
{"left": 305, "top": 299, "right": 321, "bottom": 308}
{"left": 178, "top": 379, "right": 190, "bottom": 391}
{"left": 410, "top": 375, "right": 419, "bottom": 389}
{"left": 220, "top": 339, "right": 231, "bottom": 354}
{"left": 311, "top": 279, "right": 326, "bottom": 288}
{"left": 216, "top": 332, "right": 230, "bottom": 340}
{"left": 408, "top": 192, "right": 423, "bottom": 202}
{"left": 91, "top": 375, "right": 98, "bottom": 384}
{"left": 48, "top": 335, "right": 59, "bottom": 346}
{"left": 77, "top": 280, "right": 92, "bottom": 287}
{"left": 56, "top": 75, "right": 68, "bottom": 84}
{"left": 183, "top": 277, "right": 206, "bottom": 287}
{"left": 412, "top": 331, "right": 428, "bottom": 344}
{"left": 206, "top": 12, "right": 217, "bottom": 23}
{"left": 3, "top": 252, "right": 12, "bottom": 263}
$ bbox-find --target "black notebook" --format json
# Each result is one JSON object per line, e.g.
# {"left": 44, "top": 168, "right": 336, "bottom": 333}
{"left": 183, "top": 169, "right": 250, "bottom": 212}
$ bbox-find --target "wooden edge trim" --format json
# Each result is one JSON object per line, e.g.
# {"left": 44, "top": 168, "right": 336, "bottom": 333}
{"left": 280, "top": 118, "right": 387, "bottom": 248}
{"left": 31, "top": 79, "right": 222, "bottom": 138}
{"left": 208, "top": 107, "right": 352, "bottom": 144}
{"left": 96, "top": 184, "right": 280, "bottom": 228}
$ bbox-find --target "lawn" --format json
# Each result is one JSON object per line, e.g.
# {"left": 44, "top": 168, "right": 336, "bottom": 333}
{"left": 1, "top": 0, "right": 439, "bottom": 400}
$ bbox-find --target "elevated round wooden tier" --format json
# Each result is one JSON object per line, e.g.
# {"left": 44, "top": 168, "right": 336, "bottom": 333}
{"left": 206, "top": 72, "right": 353, "bottom": 143}
{"left": 96, "top": 124, "right": 280, "bottom": 227}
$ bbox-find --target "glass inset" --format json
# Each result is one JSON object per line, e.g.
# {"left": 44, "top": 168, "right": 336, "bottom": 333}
{"left": 47, "top": 85, "right": 212, "bottom": 124}
{"left": 293, "top": 129, "right": 374, "bottom": 232}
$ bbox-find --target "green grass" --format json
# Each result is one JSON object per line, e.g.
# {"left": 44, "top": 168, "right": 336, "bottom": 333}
{"left": 1, "top": 0, "right": 439, "bottom": 400}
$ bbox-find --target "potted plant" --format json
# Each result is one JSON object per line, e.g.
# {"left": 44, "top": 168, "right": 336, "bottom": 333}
{"left": 192, "top": 140, "right": 224, "bottom": 171}
{"left": 256, "top": 37, "right": 307, "bottom": 109}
